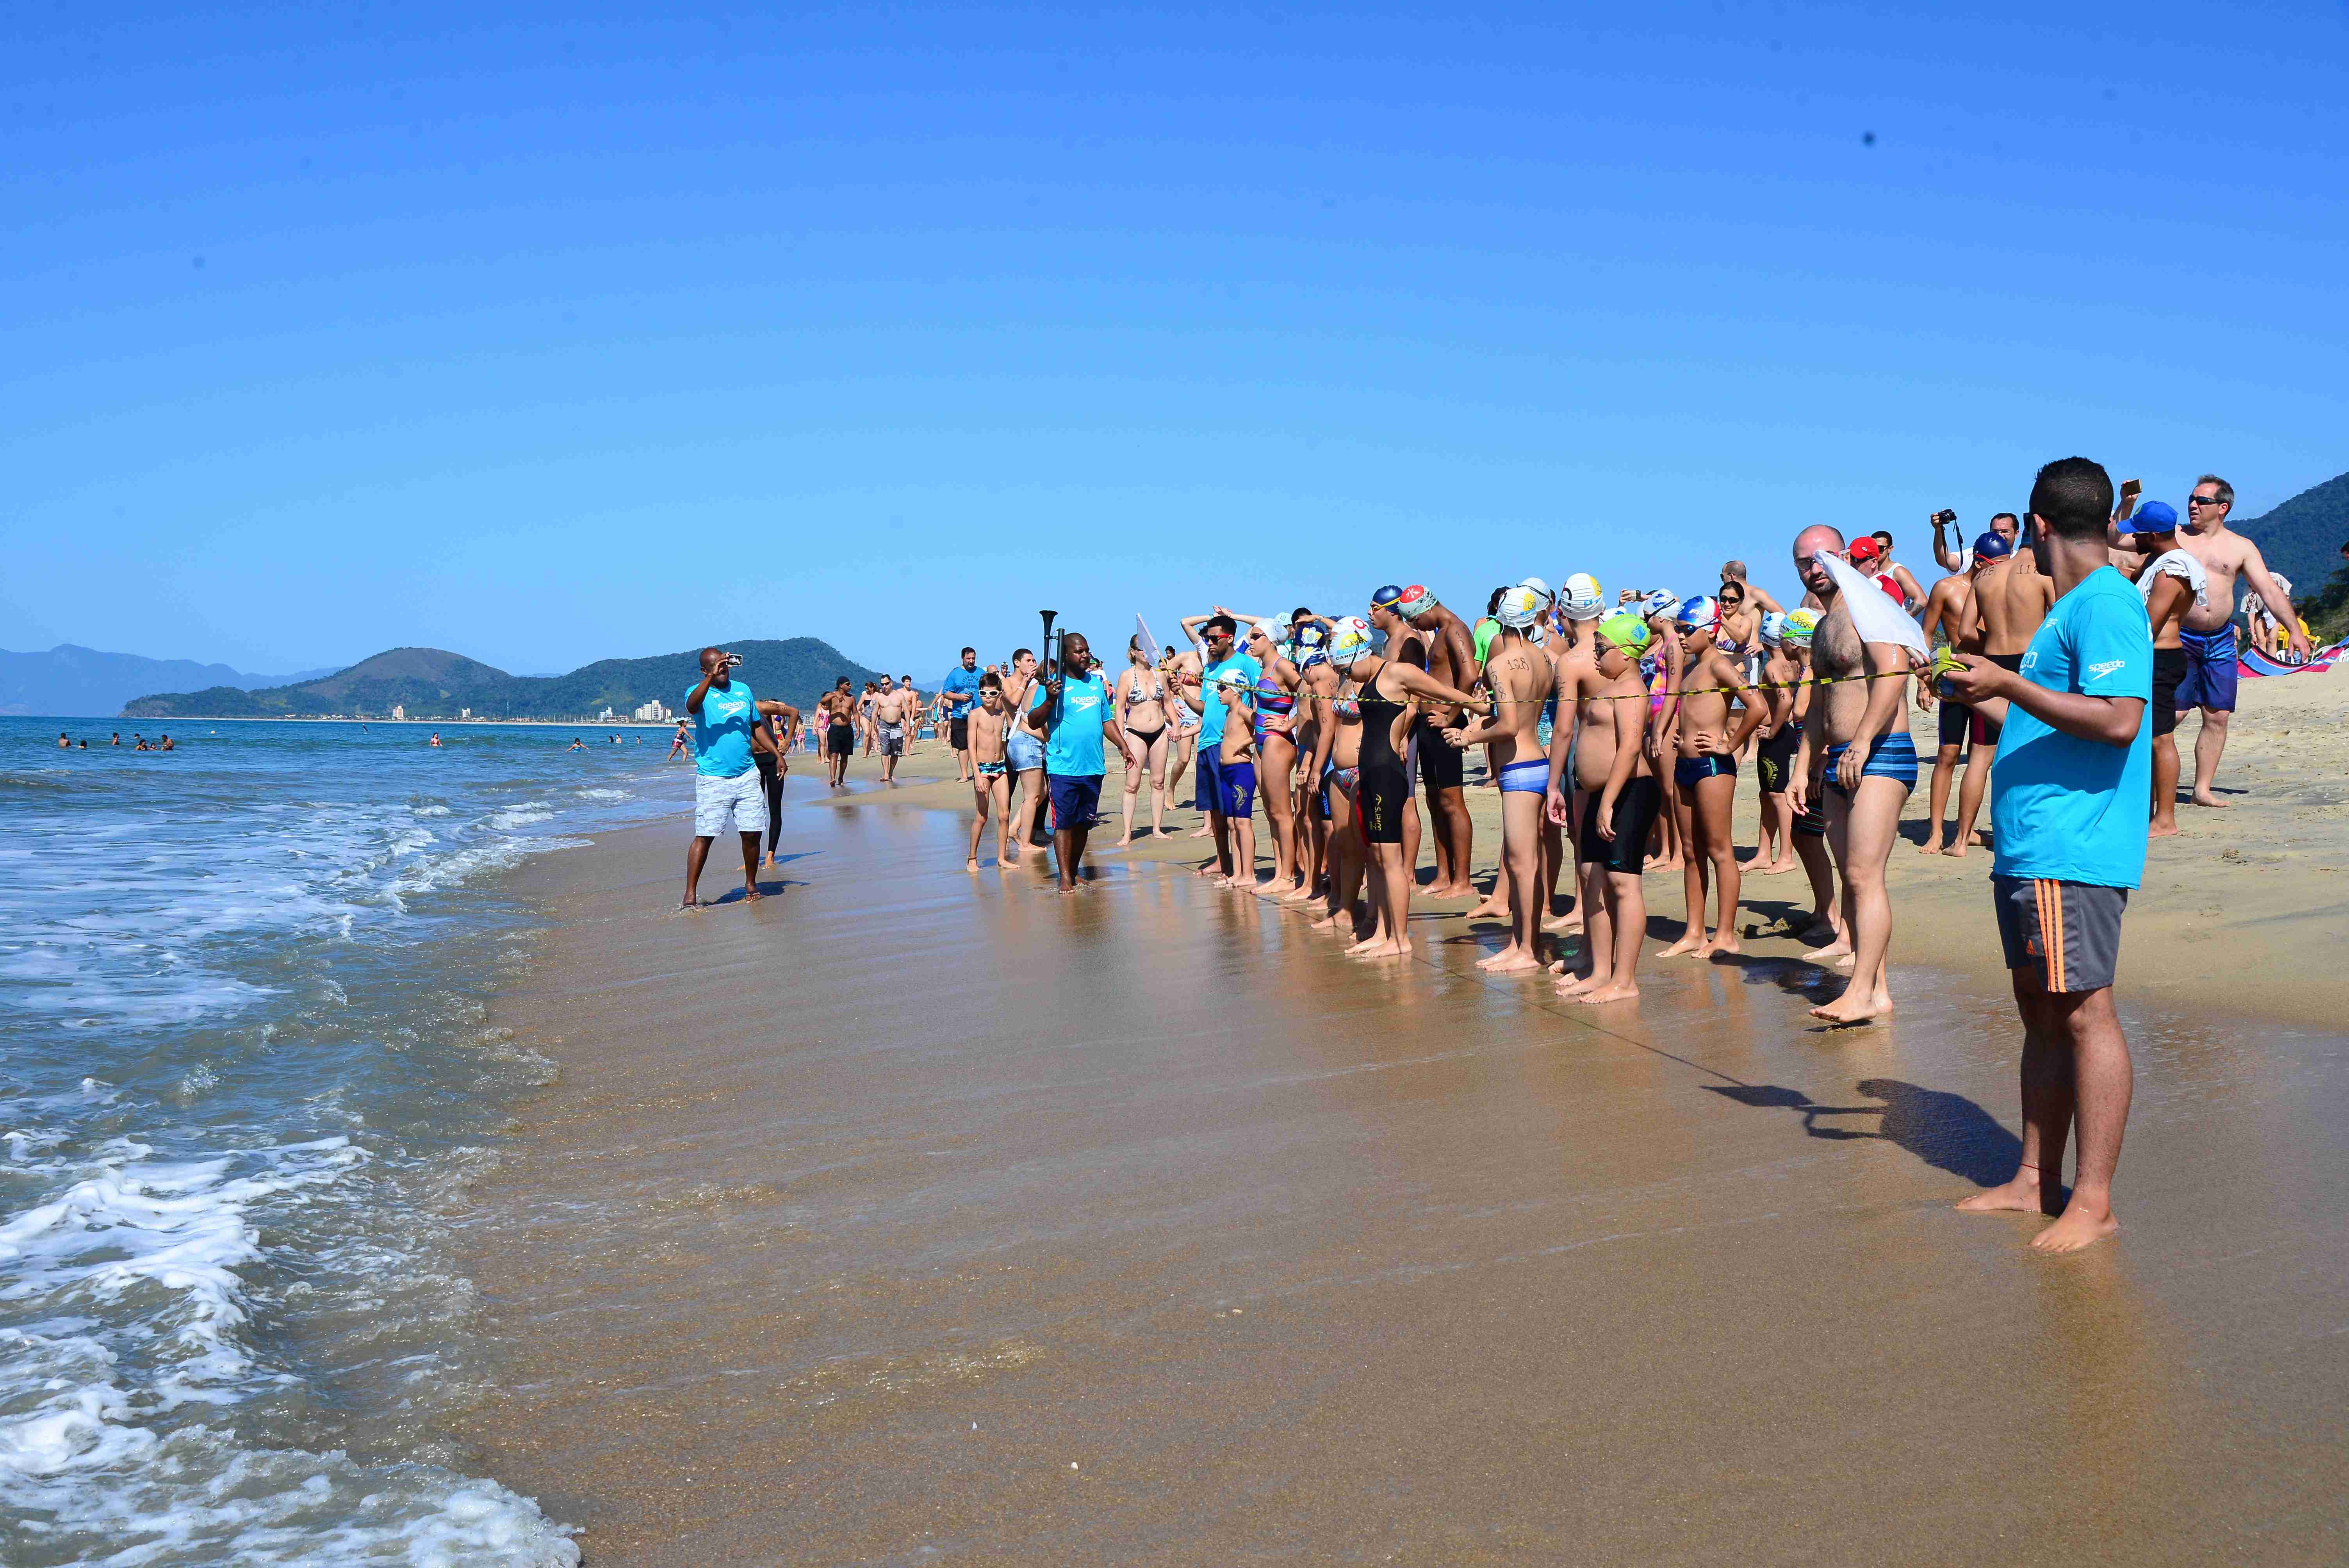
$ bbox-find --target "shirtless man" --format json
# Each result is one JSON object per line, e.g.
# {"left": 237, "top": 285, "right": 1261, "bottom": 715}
{"left": 2108, "top": 501, "right": 2208, "bottom": 837}
{"left": 1658, "top": 597, "right": 1766, "bottom": 960}
{"left": 1931, "top": 510, "right": 2021, "bottom": 573}
{"left": 822, "top": 678, "right": 857, "bottom": 786}
{"left": 1551, "top": 611, "right": 1659, "bottom": 1004}
{"left": 2115, "top": 474, "right": 2304, "bottom": 807}
{"left": 1958, "top": 526, "right": 2055, "bottom": 741}
{"left": 964, "top": 675, "right": 1012, "bottom": 868}
{"left": 1788, "top": 526, "right": 1918, "bottom": 1025}
{"left": 1394, "top": 585, "right": 1482, "bottom": 900}
{"left": 1915, "top": 534, "right": 2009, "bottom": 855}
{"left": 870, "top": 675, "right": 914, "bottom": 783}
{"left": 1719, "top": 560, "right": 1784, "bottom": 616}
{"left": 1867, "top": 530, "right": 1928, "bottom": 609}
{"left": 1440, "top": 588, "right": 1554, "bottom": 973}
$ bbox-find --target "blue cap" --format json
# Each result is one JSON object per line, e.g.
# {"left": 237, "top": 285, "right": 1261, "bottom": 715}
{"left": 1371, "top": 583, "right": 1406, "bottom": 609}
{"left": 1972, "top": 531, "right": 2012, "bottom": 561}
{"left": 2134, "top": 500, "right": 2178, "bottom": 533}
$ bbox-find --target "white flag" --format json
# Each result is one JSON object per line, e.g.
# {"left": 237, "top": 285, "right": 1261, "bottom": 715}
{"left": 1817, "top": 552, "right": 1928, "bottom": 657}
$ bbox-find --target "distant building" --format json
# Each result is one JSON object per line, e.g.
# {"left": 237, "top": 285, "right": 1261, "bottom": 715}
{"left": 459, "top": 707, "right": 471, "bottom": 719}
{"left": 597, "top": 706, "right": 617, "bottom": 721}
{"left": 391, "top": 704, "right": 405, "bottom": 720}
{"left": 632, "top": 698, "right": 670, "bottom": 722}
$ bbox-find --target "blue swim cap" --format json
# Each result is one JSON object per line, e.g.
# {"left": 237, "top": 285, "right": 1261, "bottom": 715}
{"left": 2133, "top": 500, "right": 2178, "bottom": 533}
{"left": 1371, "top": 583, "right": 1406, "bottom": 610}
{"left": 1972, "top": 531, "right": 2013, "bottom": 561}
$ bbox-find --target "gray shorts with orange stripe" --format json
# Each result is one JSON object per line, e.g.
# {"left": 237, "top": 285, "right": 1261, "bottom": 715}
{"left": 1992, "top": 876, "right": 2128, "bottom": 994}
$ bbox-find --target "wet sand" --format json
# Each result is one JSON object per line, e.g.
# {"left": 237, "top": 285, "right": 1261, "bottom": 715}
{"left": 460, "top": 731, "right": 2349, "bottom": 1564}
{"left": 839, "top": 663, "right": 2349, "bottom": 1028}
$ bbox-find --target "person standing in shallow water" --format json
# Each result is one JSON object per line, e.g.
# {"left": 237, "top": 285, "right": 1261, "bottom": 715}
{"left": 1025, "top": 631, "right": 1126, "bottom": 894}
{"left": 1943, "top": 456, "right": 2150, "bottom": 1253}
{"left": 680, "top": 646, "right": 767, "bottom": 909}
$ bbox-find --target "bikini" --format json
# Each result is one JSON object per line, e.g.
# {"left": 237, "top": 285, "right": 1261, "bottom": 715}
{"left": 1253, "top": 670, "right": 1296, "bottom": 747}
{"left": 1123, "top": 670, "right": 1168, "bottom": 743}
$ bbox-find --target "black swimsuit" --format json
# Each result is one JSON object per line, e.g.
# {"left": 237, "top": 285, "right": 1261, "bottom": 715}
{"left": 1356, "top": 682, "right": 1411, "bottom": 845}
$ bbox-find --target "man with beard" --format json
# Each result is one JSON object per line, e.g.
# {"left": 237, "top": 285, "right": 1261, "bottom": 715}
{"left": 1788, "top": 527, "right": 1919, "bottom": 1025}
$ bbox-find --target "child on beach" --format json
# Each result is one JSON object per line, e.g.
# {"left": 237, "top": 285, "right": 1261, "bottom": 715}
{"left": 966, "top": 675, "right": 1011, "bottom": 869}
{"left": 1215, "top": 669, "right": 1258, "bottom": 889}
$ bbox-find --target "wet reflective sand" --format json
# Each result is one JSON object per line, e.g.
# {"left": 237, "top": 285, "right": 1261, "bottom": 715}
{"left": 465, "top": 796, "right": 2349, "bottom": 1564}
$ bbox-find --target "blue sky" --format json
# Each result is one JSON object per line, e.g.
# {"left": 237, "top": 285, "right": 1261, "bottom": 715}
{"left": 4, "top": 2, "right": 2345, "bottom": 679}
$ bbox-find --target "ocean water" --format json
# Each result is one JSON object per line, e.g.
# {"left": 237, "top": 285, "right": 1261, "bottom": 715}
{"left": 0, "top": 717, "right": 682, "bottom": 1566}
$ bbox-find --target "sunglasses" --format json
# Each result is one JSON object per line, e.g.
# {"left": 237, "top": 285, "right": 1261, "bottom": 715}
{"left": 2188, "top": 494, "right": 2226, "bottom": 507}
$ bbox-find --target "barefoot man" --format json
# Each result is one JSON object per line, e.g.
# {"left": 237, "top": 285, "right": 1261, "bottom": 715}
{"left": 1440, "top": 586, "right": 1552, "bottom": 973}
{"left": 1945, "top": 456, "right": 2151, "bottom": 1253}
{"left": 1552, "top": 610, "right": 1661, "bottom": 1005}
{"left": 681, "top": 647, "right": 767, "bottom": 909}
{"left": 1025, "top": 632, "right": 1125, "bottom": 894}
{"left": 870, "top": 675, "right": 914, "bottom": 783}
{"left": 1915, "top": 532, "right": 2008, "bottom": 856}
{"left": 2120, "top": 474, "right": 2304, "bottom": 809}
{"left": 2109, "top": 501, "right": 2206, "bottom": 837}
{"left": 1395, "top": 585, "right": 1482, "bottom": 900}
{"left": 1788, "top": 527, "right": 1919, "bottom": 1025}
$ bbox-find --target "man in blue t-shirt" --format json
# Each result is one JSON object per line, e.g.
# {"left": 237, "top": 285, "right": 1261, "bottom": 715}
{"left": 681, "top": 646, "right": 768, "bottom": 909}
{"left": 1176, "top": 610, "right": 1264, "bottom": 882}
{"left": 1942, "top": 457, "right": 2151, "bottom": 1254}
{"left": 940, "top": 648, "right": 984, "bottom": 782}
{"left": 1024, "top": 631, "right": 1126, "bottom": 893}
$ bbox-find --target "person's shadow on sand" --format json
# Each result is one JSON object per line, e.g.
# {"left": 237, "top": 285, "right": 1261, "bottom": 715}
{"left": 1704, "top": 1078, "right": 2019, "bottom": 1188}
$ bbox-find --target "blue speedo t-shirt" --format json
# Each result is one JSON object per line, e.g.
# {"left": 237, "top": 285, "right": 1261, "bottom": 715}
{"left": 1030, "top": 672, "right": 1111, "bottom": 777}
{"left": 1990, "top": 566, "right": 2153, "bottom": 888}
{"left": 686, "top": 678, "right": 759, "bottom": 779}
{"left": 940, "top": 664, "right": 983, "bottom": 715}
{"left": 1197, "top": 652, "right": 1262, "bottom": 745}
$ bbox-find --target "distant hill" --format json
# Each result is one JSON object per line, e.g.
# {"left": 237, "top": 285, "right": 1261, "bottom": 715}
{"left": 0, "top": 644, "right": 336, "bottom": 718}
{"left": 2235, "top": 469, "right": 2349, "bottom": 608}
{"left": 121, "top": 638, "right": 886, "bottom": 720}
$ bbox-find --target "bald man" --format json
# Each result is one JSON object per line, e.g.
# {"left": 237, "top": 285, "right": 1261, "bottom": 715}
{"left": 1787, "top": 526, "right": 1918, "bottom": 1024}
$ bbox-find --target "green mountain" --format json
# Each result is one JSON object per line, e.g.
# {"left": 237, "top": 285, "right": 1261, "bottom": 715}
{"left": 121, "top": 638, "right": 886, "bottom": 720}
{"left": 2235, "top": 468, "right": 2349, "bottom": 611}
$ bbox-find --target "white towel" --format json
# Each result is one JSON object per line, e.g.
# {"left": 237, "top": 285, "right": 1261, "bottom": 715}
{"left": 1816, "top": 552, "right": 1928, "bottom": 657}
{"left": 2139, "top": 549, "right": 2208, "bottom": 612}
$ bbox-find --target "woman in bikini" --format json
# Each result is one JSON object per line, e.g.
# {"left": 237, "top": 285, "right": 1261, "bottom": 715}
{"left": 1312, "top": 619, "right": 1373, "bottom": 937}
{"left": 1114, "top": 636, "right": 1172, "bottom": 846}
{"left": 1240, "top": 622, "right": 1309, "bottom": 899}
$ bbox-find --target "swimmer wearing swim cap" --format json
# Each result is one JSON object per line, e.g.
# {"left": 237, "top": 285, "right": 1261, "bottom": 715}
{"left": 1557, "top": 602, "right": 1665, "bottom": 1007}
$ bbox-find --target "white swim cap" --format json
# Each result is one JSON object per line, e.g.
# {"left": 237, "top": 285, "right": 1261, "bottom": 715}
{"left": 1496, "top": 585, "right": 1547, "bottom": 629}
{"left": 1562, "top": 572, "right": 1605, "bottom": 619}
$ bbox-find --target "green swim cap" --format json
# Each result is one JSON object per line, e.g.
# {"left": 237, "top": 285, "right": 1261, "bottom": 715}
{"left": 1596, "top": 610, "right": 1652, "bottom": 654}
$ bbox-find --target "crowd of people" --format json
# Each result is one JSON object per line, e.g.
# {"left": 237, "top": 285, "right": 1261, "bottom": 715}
{"left": 672, "top": 460, "right": 2309, "bottom": 1252}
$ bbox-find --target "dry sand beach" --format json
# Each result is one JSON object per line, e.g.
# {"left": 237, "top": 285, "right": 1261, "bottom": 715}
{"left": 455, "top": 667, "right": 2349, "bottom": 1564}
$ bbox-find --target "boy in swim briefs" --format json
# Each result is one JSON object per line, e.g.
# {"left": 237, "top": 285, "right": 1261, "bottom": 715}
{"left": 966, "top": 675, "right": 1011, "bottom": 870}
{"left": 1216, "top": 669, "right": 1259, "bottom": 889}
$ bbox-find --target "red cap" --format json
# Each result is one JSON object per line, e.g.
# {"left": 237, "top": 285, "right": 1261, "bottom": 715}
{"left": 1846, "top": 536, "right": 1883, "bottom": 564}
